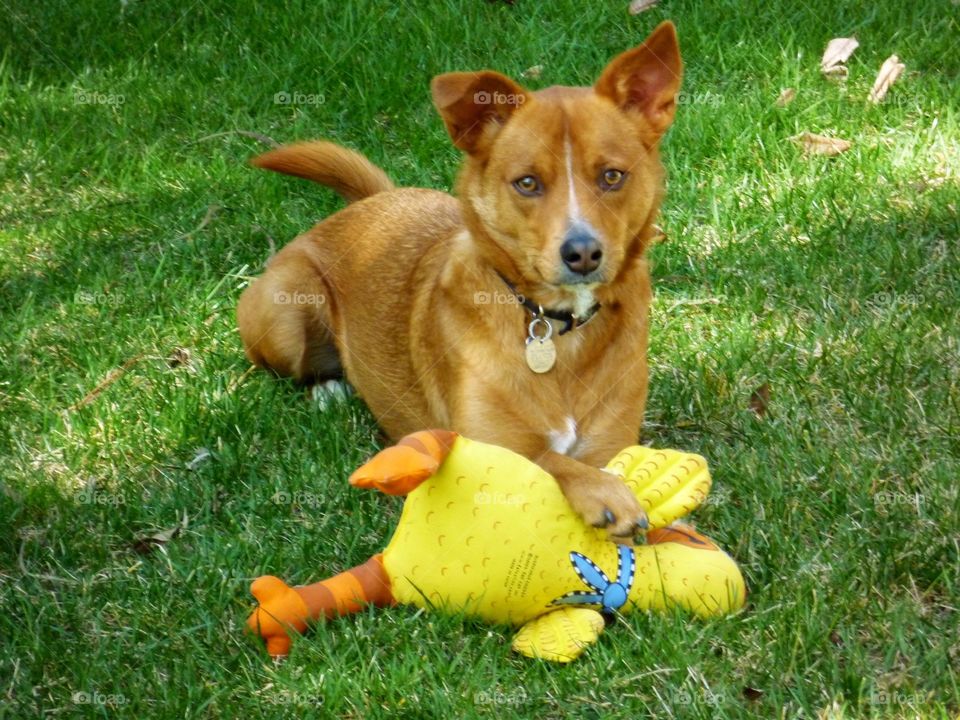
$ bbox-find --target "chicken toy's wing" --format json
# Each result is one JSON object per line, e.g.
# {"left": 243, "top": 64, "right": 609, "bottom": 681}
{"left": 606, "top": 446, "right": 712, "bottom": 529}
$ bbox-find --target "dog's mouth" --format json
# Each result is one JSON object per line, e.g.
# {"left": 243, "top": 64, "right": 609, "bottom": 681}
{"left": 557, "top": 268, "right": 605, "bottom": 286}
{"left": 530, "top": 257, "right": 607, "bottom": 288}
{"left": 510, "top": 253, "right": 608, "bottom": 315}
{"left": 521, "top": 272, "right": 601, "bottom": 317}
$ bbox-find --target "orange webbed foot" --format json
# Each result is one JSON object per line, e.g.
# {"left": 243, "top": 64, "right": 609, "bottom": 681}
{"left": 349, "top": 430, "right": 458, "bottom": 495}
{"left": 246, "top": 575, "right": 311, "bottom": 657}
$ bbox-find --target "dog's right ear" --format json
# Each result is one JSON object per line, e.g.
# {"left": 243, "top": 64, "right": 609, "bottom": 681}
{"left": 431, "top": 71, "right": 529, "bottom": 155}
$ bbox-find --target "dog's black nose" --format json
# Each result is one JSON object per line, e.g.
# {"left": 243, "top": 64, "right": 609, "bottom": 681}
{"left": 560, "top": 230, "right": 603, "bottom": 275}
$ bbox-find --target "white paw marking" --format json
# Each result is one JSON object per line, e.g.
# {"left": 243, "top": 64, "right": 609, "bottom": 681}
{"left": 310, "top": 379, "right": 352, "bottom": 409}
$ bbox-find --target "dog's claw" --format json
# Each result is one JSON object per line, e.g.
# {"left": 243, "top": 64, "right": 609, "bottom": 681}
{"left": 603, "top": 509, "right": 616, "bottom": 526}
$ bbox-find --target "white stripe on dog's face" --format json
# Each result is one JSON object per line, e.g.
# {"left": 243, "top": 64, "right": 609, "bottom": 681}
{"left": 562, "top": 133, "right": 601, "bottom": 302}
{"left": 564, "top": 133, "right": 601, "bottom": 240}
{"left": 565, "top": 135, "right": 582, "bottom": 224}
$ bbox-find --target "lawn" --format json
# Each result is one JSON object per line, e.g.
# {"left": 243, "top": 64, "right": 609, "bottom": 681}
{"left": 1, "top": 0, "right": 958, "bottom": 717}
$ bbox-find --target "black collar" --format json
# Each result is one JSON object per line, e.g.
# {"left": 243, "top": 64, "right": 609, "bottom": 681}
{"left": 496, "top": 272, "right": 601, "bottom": 336}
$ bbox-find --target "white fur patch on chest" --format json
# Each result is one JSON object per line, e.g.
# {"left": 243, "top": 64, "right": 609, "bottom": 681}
{"left": 569, "top": 285, "right": 598, "bottom": 319}
{"left": 548, "top": 417, "right": 578, "bottom": 455}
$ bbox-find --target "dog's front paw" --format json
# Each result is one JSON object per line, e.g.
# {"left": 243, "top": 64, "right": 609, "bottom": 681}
{"left": 566, "top": 470, "right": 649, "bottom": 542}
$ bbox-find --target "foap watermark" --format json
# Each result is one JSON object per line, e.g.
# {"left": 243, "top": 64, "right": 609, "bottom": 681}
{"left": 869, "top": 689, "right": 926, "bottom": 706}
{"left": 75, "top": 90, "right": 125, "bottom": 106}
{"left": 274, "top": 91, "right": 326, "bottom": 106}
{"left": 474, "top": 290, "right": 525, "bottom": 306}
{"left": 273, "top": 291, "right": 326, "bottom": 306}
{"left": 75, "top": 489, "right": 126, "bottom": 506}
{"left": 72, "top": 690, "right": 128, "bottom": 707}
{"left": 262, "top": 690, "right": 324, "bottom": 707}
{"left": 473, "top": 90, "right": 525, "bottom": 107}
{"left": 867, "top": 291, "right": 944, "bottom": 309}
{"left": 675, "top": 688, "right": 725, "bottom": 706}
{"left": 675, "top": 90, "right": 723, "bottom": 107}
{"left": 703, "top": 486, "right": 731, "bottom": 508}
{"left": 474, "top": 491, "right": 525, "bottom": 506}
{"left": 874, "top": 491, "right": 924, "bottom": 507}
{"left": 474, "top": 687, "right": 528, "bottom": 707}
{"left": 74, "top": 289, "right": 125, "bottom": 306}
{"left": 272, "top": 490, "right": 322, "bottom": 508}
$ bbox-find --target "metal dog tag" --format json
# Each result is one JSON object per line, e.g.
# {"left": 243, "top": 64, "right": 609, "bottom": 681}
{"left": 525, "top": 317, "right": 556, "bottom": 373}
{"left": 525, "top": 337, "right": 557, "bottom": 373}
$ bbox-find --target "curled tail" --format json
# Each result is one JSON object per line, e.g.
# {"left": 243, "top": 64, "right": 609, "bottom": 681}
{"left": 251, "top": 141, "right": 395, "bottom": 203}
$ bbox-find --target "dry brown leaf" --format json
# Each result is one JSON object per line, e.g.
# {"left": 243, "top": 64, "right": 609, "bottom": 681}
{"left": 520, "top": 64, "right": 543, "bottom": 80}
{"left": 749, "top": 383, "right": 771, "bottom": 417}
{"left": 131, "top": 513, "right": 189, "bottom": 554}
{"left": 69, "top": 355, "right": 145, "bottom": 411}
{"left": 868, "top": 54, "right": 905, "bottom": 103}
{"left": 821, "top": 37, "right": 859, "bottom": 73}
{"left": 168, "top": 346, "right": 192, "bottom": 368}
{"left": 629, "top": 0, "right": 658, "bottom": 14}
{"left": 743, "top": 686, "right": 764, "bottom": 701}
{"left": 776, "top": 88, "right": 796, "bottom": 107}
{"left": 791, "top": 132, "right": 852, "bottom": 156}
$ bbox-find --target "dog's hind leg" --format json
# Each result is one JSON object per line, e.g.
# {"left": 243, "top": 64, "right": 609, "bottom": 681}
{"left": 237, "top": 238, "right": 343, "bottom": 384}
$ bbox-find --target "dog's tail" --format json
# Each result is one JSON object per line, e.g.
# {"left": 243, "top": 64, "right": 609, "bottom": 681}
{"left": 251, "top": 141, "right": 395, "bottom": 203}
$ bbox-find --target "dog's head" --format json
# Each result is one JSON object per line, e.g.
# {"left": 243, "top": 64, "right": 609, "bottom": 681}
{"left": 432, "top": 22, "right": 682, "bottom": 310}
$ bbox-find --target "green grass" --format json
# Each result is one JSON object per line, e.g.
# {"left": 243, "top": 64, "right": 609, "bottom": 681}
{"left": 1, "top": 0, "right": 958, "bottom": 717}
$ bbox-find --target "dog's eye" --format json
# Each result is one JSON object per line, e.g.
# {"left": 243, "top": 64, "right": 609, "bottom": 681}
{"left": 512, "top": 175, "right": 543, "bottom": 197}
{"left": 598, "top": 169, "right": 627, "bottom": 191}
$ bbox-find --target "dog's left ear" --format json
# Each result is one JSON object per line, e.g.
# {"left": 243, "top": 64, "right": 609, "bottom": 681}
{"left": 431, "top": 71, "right": 529, "bottom": 155}
{"left": 595, "top": 21, "right": 683, "bottom": 144}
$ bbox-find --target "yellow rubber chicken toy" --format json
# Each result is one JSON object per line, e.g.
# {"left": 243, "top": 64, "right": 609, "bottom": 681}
{"left": 247, "top": 430, "right": 746, "bottom": 662}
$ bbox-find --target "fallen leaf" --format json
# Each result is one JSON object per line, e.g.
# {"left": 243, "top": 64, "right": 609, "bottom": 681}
{"left": 131, "top": 513, "right": 189, "bottom": 554}
{"left": 743, "top": 686, "right": 764, "bottom": 701}
{"left": 629, "top": 0, "right": 658, "bottom": 14}
{"left": 821, "top": 37, "right": 859, "bottom": 74}
{"left": 186, "top": 448, "right": 212, "bottom": 471}
{"left": 868, "top": 54, "right": 905, "bottom": 103}
{"left": 168, "top": 347, "right": 192, "bottom": 368}
{"left": 69, "top": 355, "right": 145, "bottom": 411}
{"left": 520, "top": 64, "right": 543, "bottom": 80}
{"left": 749, "top": 383, "right": 771, "bottom": 417}
{"left": 791, "top": 132, "right": 853, "bottom": 156}
{"left": 776, "top": 87, "right": 796, "bottom": 107}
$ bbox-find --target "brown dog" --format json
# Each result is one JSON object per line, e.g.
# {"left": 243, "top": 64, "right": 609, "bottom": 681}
{"left": 238, "top": 22, "right": 682, "bottom": 540}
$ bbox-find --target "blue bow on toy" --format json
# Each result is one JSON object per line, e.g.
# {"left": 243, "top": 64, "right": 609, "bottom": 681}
{"left": 550, "top": 544, "right": 636, "bottom": 614}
